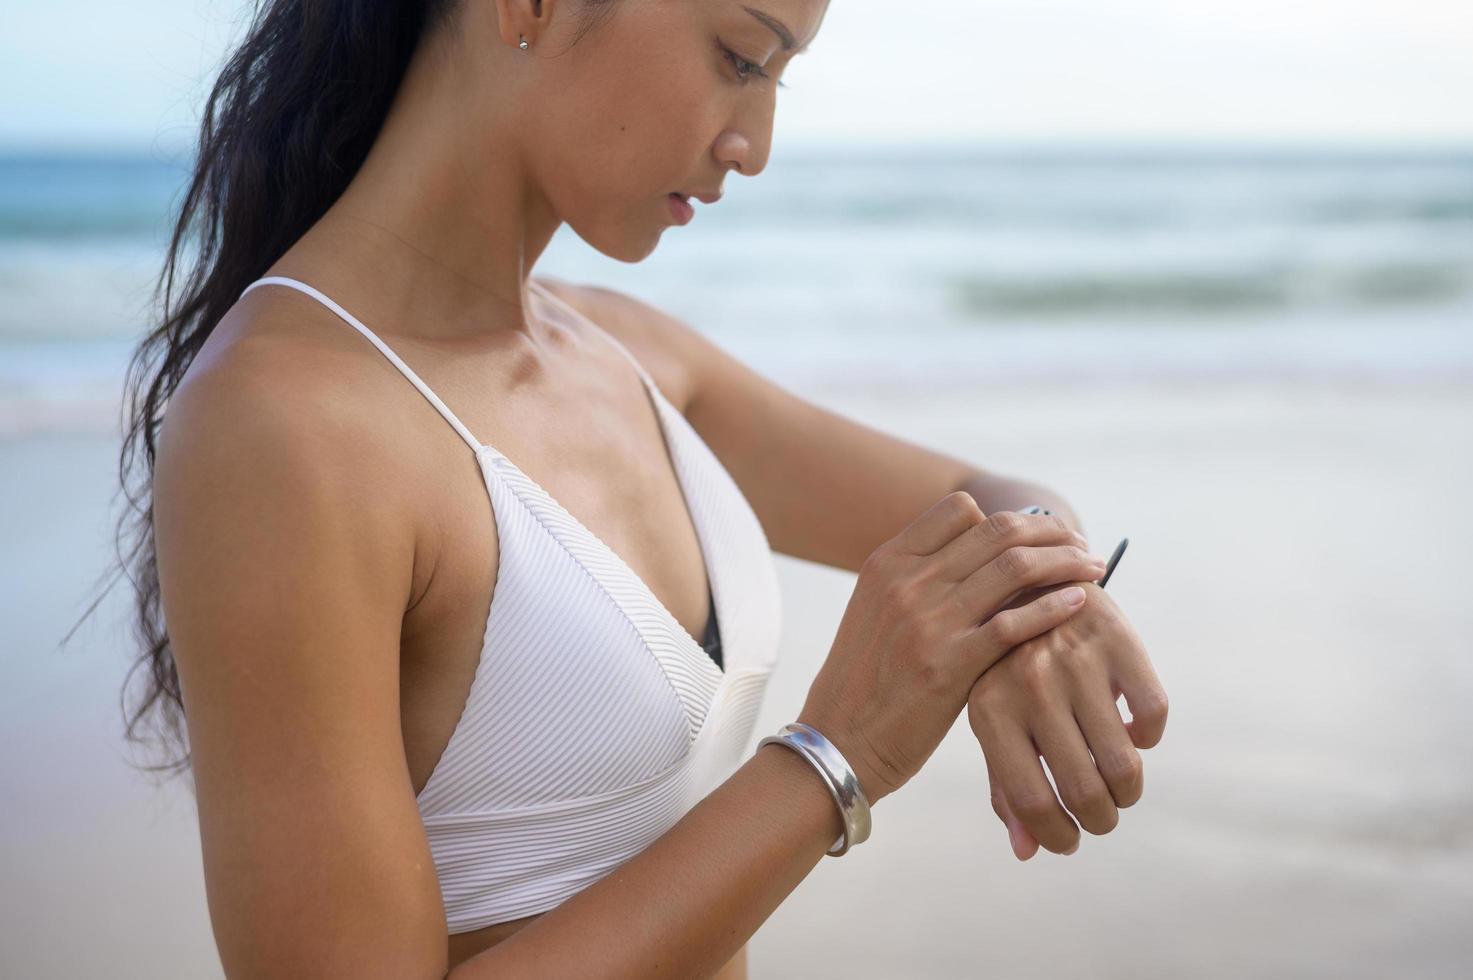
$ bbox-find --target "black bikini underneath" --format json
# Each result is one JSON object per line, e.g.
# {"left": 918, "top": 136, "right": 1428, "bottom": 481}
{"left": 699, "top": 589, "right": 723, "bottom": 671}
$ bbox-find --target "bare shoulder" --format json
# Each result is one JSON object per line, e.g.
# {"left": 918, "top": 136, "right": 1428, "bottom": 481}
{"left": 534, "top": 275, "right": 709, "bottom": 414}
{"left": 153, "top": 322, "right": 420, "bottom": 662}
{"left": 160, "top": 293, "right": 402, "bottom": 480}
{"left": 155, "top": 293, "right": 426, "bottom": 614}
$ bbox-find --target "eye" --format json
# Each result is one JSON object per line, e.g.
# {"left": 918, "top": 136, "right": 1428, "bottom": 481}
{"left": 719, "top": 43, "right": 790, "bottom": 89}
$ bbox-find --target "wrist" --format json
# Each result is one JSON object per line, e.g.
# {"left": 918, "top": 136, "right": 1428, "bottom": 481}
{"left": 755, "top": 741, "right": 848, "bottom": 854}
{"left": 792, "top": 711, "right": 889, "bottom": 807}
{"left": 759, "top": 720, "right": 875, "bottom": 855}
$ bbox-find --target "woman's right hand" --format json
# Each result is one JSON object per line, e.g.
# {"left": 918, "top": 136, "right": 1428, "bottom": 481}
{"left": 795, "top": 491, "right": 1108, "bottom": 805}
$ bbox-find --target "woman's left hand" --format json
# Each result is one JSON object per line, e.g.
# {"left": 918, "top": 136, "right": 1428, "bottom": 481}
{"left": 966, "top": 581, "right": 1169, "bottom": 859}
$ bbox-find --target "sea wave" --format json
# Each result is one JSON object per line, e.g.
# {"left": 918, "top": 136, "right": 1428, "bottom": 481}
{"left": 948, "top": 260, "right": 1473, "bottom": 317}
{"left": 0, "top": 154, "right": 187, "bottom": 243}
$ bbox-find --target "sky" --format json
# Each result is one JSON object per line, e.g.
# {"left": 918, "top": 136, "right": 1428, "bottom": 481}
{"left": 2, "top": 0, "right": 1470, "bottom": 151}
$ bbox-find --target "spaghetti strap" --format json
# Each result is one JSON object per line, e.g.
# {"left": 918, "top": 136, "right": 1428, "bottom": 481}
{"left": 239, "top": 276, "right": 485, "bottom": 455}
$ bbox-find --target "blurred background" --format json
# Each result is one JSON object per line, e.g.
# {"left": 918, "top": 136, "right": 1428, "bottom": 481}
{"left": 3, "top": 0, "right": 1471, "bottom": 977}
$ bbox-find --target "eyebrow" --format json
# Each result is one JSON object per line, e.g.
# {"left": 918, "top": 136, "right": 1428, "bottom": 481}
{"left": 742, "top": 5, "right": 813, "bottom": 55}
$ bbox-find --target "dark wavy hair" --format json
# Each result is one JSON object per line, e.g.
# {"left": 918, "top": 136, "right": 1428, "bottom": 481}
{"left": 63, "top": 0, "right": 618, "bottom": 779}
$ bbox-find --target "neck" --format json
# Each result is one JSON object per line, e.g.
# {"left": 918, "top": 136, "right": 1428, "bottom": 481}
{"left": 280, "top": 22, "right": 558, "bottom": 343}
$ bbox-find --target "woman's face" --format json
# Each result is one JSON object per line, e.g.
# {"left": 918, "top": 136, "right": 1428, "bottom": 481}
{"left": 504, "top": 0, "right": 829, "bottom": 261}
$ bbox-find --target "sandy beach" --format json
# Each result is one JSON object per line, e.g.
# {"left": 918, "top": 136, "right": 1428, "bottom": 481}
{"left": 4, "top": 373, "right": 1470, "bottom": 978}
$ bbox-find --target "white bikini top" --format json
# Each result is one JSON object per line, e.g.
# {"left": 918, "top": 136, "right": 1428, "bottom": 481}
{"left": 236, "top": 275, "right": 784, "bottom": 934}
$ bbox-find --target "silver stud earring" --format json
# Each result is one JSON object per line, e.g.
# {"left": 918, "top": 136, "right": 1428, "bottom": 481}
{"left": 519, "top": 35, "right": 529, "bottom": 50}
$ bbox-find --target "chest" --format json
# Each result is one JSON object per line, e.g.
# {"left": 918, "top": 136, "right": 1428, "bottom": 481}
{"left": 396, "top": 343, "right": 714, "bottom": 799}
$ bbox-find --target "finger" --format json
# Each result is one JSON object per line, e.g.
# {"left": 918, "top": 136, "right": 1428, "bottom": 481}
{"left": 1032, "top": 705, "right": 1119, "bottom": 837}
{"left": 983, "top": 716, "right": 1080, "bottom": 855}
{"left": 1074, "top": 688, "right": 1145, "bottom": 808}
{"left": 931, "top": 510, "right": 1090, "bottom": 577}
{"left": 963, "top": 586, "right": 1087, "bottom": 678}
{"left": 987, "top": 756, "right": 1039, "bottom": 861}
{"left": 1116, "top": 651, "right": 1170, "bottom": 750}
{"left": 899, "top": 490, "right": 986, "bottom": 555}
{"left": 950, "top": 545, "right": 1107, "bottom": 616}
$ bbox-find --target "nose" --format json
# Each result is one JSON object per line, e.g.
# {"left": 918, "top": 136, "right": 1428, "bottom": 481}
{"left": 714, "top": 100, "right": 775, "bottom": 178}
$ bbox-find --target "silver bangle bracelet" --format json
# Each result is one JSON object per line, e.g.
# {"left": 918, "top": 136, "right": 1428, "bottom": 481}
{"left": 757, "top": 721, "right": 873, "bottom": 857}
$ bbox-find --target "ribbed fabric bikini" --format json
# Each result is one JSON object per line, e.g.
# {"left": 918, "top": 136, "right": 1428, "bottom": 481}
{"left": 238, "top": 276, "right": 784, "bottom": 934}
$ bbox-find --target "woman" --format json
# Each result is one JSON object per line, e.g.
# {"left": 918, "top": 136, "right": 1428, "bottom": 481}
{"left": 112, "top": 0, "right": 1167, "bottom": 975}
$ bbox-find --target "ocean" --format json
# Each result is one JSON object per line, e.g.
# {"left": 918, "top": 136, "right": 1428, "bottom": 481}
{"left": 2, "top": 143, "right": 1471, "bottom": 435}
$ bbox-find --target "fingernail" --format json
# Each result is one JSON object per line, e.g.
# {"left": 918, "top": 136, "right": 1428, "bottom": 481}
{"left": 1062, "top": 587, "right": 1086, "bottom": 604}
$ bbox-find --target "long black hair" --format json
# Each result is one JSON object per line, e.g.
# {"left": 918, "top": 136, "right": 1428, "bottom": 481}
{"left": 64, "top": 0, "right": 616, "bottom": 778}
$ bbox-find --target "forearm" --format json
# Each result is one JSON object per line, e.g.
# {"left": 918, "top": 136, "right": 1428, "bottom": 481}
{"left": 955, "top": 472, "right": 1086, "bottom": 539}
{"left": 450, "top": 743, "right": 845, "bottom": 979}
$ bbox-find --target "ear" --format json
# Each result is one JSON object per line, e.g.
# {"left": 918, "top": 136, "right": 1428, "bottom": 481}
{"left": 491, "top": 0, "right": 558, "bottom": 49}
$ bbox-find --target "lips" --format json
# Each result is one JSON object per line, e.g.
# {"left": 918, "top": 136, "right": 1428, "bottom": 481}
{"left": 667, "top": 193, "right": 695, "bottom": 224}
{"left": 673, "top": 190, "right": 723, "bottom": 205}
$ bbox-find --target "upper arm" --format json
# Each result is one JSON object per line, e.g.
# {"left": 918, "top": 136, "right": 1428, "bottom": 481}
{"left": 152, "top": 348, "right": 447, "bottom": 978}
{"left": 561, "top": 281, "right": 983, "bottom": 573}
